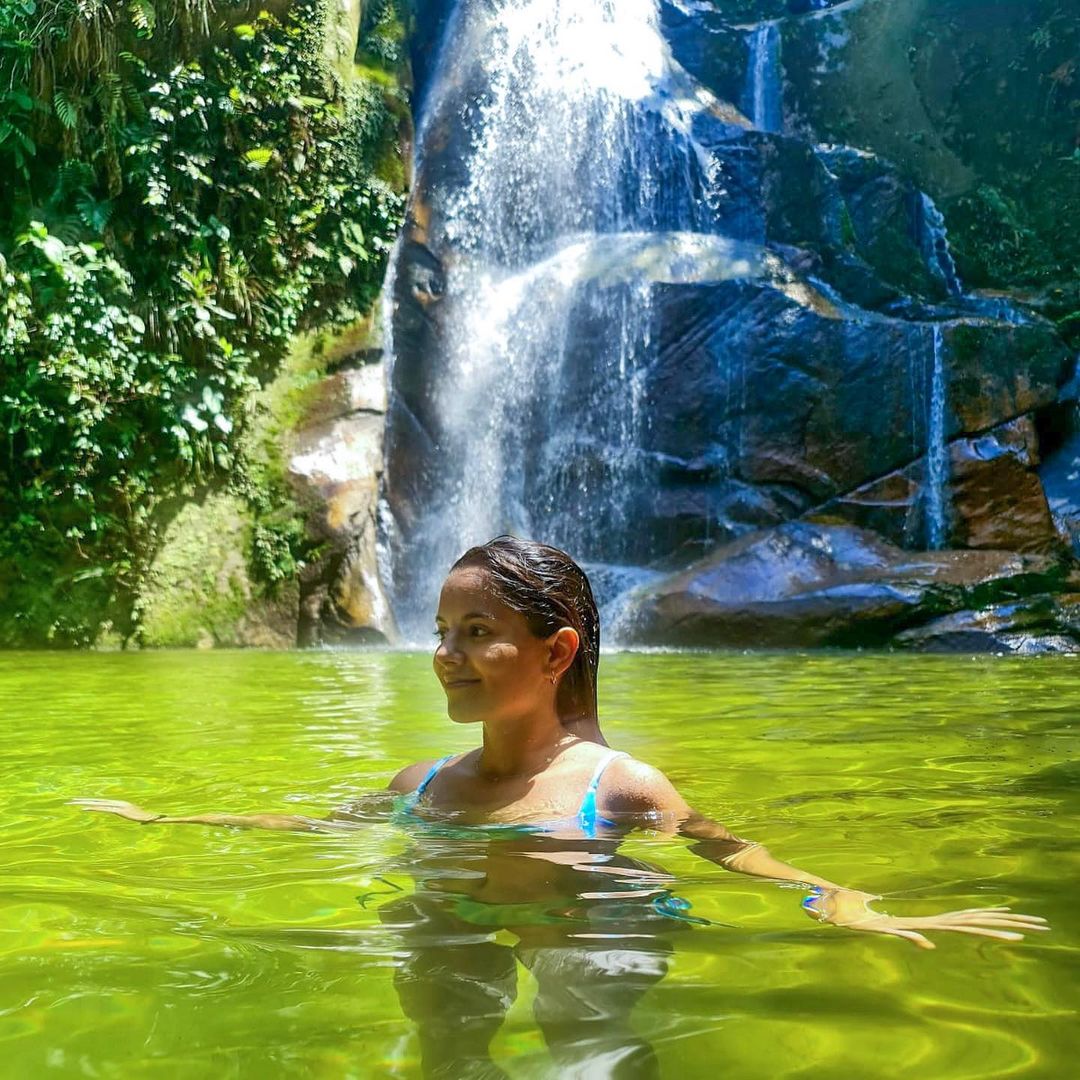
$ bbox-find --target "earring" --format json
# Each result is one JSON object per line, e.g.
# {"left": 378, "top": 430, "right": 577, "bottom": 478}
{"left": 550, "top": 673, "right": 557, "bottom": 685}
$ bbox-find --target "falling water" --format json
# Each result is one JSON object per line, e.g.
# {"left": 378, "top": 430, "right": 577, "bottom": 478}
{"left": 919, "top": 207, "right": 1031, "bottom": 322}
{"left": 916, "top": 193, "right": 959, "bottom": 549}
{"left": 919, "top": 193, "right": 963, "bottom": 298}
{"left": 745, "top": 22, "right": 782, "bottom": 132}
{"left": 924, "top": 323, "right": 950, "bottom": 549}
{"left": 383, "top": 0, "right": 760, "bottom": 636}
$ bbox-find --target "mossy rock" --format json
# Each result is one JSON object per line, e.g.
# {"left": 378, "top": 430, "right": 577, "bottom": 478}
{"left": 136, "top": 492, "right": 298, "bottom": 649}
{"left": 781, "top": 0, "right": 1078, "bottom": 289}
{"left": 132, "top": 319, "right": 385, "bottom": 650}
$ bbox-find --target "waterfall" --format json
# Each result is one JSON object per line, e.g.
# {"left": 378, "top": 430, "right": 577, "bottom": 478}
{"left": 383, "top": 0, "right": 754, "bottom": 637}
{"left": 745, "top": 22, "right": 782, "bottom": 132}
{"left": 917, "top": 199, "right": 1030, "bottom": 323}
{"left": 918, "top": 193, "right": 963, "bottom": 298}
{"left": 924, "top": 323, "right": 950, "bottom": 549}
{"left": 917, "top": 195, "right": 958, "bottom": 548}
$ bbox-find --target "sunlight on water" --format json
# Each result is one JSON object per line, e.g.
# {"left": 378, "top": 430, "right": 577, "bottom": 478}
{"left": 2, "top": 650, "right": 1077, "bottom": 1077}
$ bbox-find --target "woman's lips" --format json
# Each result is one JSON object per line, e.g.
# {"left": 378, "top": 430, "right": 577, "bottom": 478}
{"left": 443, "top": 678, "right": 480, "bottom": 690}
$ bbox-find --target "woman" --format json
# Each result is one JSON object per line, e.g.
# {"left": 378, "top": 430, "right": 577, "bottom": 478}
{"left": 75, "top": 537, "right": 1047, "bottom": 1076}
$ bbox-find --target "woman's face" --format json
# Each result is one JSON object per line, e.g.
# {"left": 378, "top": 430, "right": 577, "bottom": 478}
{"left": 433, "top": 566, "right": 555, "bottom": 725}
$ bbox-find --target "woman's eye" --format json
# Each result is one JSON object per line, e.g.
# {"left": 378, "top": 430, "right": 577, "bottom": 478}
{"left": 433, "top": 628, "right": 446, "bottom": 640}
{"left": 469, "top": 625, "right": 488, "bottom": 637}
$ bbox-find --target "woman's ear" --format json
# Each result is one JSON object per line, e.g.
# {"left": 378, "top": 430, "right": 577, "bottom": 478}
{"left": 548, "top": 627, "right": 580, "bottom": 679}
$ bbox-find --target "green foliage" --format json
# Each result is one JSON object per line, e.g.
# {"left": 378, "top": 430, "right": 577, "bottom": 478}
{"left": 0, "top": 1, "right": 407, "bottom": 645}
{"left": 361, "top": 0, "right": 407, "bottom": 64}
{"left": 251, "top": 518, "right": 304, "bottom": 585}
{"left": 947, "top": 184, "right": 1055, "bottom": 289}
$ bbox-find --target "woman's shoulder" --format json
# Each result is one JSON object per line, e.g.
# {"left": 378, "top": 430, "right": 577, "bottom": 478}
{"left": 600, "top": 751, "right": 691, "bottom": 816}
{"left": 387, "top": 757, "right": 450, "bottom": 794}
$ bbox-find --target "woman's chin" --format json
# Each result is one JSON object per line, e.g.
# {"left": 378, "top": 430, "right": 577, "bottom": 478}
{"left": 446, "top": 703, "right": 484, "bottom": 724}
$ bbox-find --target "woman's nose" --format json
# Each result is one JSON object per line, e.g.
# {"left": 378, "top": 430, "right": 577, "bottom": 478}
{"left": 434, "top": 634, "right": 462, "bottom": 666}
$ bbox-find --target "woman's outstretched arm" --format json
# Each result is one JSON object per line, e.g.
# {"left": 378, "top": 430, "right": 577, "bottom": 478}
{"left": 71, "top": 764, "right": 434, "bottom": 833}
{"left": 70, "top": 798, "right": 343, "bottom": 832}
{"left": 605, "top": 758, "right": 1049, "bottom": 949}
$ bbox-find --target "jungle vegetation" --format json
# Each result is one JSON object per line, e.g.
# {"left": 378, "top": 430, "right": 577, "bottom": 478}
{"left": 0, "top": 0, "right": 407, "bottom": 645}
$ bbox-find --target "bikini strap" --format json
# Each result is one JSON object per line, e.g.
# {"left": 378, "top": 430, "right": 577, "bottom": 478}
{"left": 414, "top": 754, "right": 454, "bottom": 798}
{"left": 578, "top": 750, "right": 629, "bottom": 831}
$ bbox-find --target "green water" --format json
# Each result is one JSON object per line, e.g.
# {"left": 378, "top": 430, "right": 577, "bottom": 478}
{"left": 2, "top": 650, "right": 1077, "bottom": 1078}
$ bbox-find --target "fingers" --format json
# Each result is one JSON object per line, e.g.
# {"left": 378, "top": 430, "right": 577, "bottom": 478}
{"left": 937, "top": 910, "right": 1050, "bottom": 929}
{"left": 69, "top": 799, "right": 146, "bottom": 820}
{"left": 885, "top": 928, "right": 936, "bottom": 950}
{"left": 947, "top": 908, "right": 1047, "bottom": 923}
{"left": 947, "top": 917, "right": 1049, "bottom": 931}
{"left": 939, "top": 925, "right": 1026, "bottom": 942}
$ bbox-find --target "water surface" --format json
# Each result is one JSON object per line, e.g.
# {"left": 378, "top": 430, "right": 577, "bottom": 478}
{"left": 2, "top": 651, "right": 1076, "bottom": 1077}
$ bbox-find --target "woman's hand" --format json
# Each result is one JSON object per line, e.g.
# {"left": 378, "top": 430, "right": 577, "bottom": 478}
{"left": 805, "top": 887, "right": 1050, "bottom": 949}
{"left": 70, "top": 798, "right": 161, "bottom": 823}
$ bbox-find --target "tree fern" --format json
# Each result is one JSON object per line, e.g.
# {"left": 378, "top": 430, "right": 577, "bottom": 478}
{"left": 53, "top": 89, "right": 79, "bottom": 130}
{"left": 76, "top": 192, "right": 114, "bottom": 235}
{"left": 127, "top": 0, "right": 156, "bottom": 36}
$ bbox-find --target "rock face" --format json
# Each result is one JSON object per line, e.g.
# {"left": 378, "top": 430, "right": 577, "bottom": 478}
{"left": 946, "top": 418, "right": 1058, "bottom": 554}
{"left": 133, "top": 325, "right": 396, "bottom": 649}
{"left": 660, "top": 0, "right": 1077, "bottom": 289}
{"left": 378, "top": 0, "right": 1080, "bottom": 649}
{"left": 815, "top": 416, "right": 1061, "bottom": 556}
{"left": 775, "top": 0, "right": 1078, "bottom": 292}
{"left": 637, "top": 283, "right": 1070, "bottom": 560}
{"left": 1040, "top": 431, "right": 1080, "bottom": 557}
{"left": 290, "top": 359, "right": 396, "bottom": 646}
{"left": 619, "top": 522, "right": 1067, "bottom": 649}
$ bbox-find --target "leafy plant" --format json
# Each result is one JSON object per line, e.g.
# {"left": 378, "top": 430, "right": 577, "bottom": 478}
{"left": 0, "top": 0, "right": 408, "bottom": 645}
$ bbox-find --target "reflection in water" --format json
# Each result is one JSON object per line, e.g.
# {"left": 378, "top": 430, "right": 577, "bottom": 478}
{"left": 377, "top": 828, "right": 697, "bottom": 1078}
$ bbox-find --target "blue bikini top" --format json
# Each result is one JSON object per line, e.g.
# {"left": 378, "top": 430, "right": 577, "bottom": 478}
{"left": 399, "top": 749, "right": 629, "bottom": 839}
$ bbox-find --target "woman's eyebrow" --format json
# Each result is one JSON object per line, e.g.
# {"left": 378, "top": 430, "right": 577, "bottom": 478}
{"left": 434, "top": 611, "right": 497, "bottom": 623}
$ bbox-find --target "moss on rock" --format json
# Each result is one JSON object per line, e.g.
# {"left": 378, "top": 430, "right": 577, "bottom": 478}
{"left": 136, "top": 492, "right": 298, "bottom": 648}
{"left": 131, "top": 320, "right": 378, "bottom": 649}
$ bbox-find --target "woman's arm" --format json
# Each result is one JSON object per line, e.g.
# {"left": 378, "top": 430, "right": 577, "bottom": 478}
{"left": 70, "top": 761, "right": 437, "bottom": 833}
{"left": 605, "top": 759, "right": 1049, "bottom": 949}
{"left": 70, "top": 798, "right": 349, "bottom": 832}
{"left": 681, "top": 812, "right": 839, "bottom": 888}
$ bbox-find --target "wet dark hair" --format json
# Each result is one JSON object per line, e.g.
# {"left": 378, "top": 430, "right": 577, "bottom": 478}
{"left": 451, "top": 536, "right": 600, "bottom": 723}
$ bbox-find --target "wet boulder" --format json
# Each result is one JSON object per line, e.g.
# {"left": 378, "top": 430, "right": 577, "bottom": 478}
{"left": 947, "top": 417, "right": 1059, "bottom": 555}
{"left": 1040, "top": 431, "right": 1080, "bottom": 557}
{"left": 894, "top": 593, "right": 1080, "bottom": 654}
{"left": 618, "top": 522, "right": 1067, "bottom": 648}
{"left": 658, "top": 0, "right": 749, "bottom": 109}
{"left": 636, "top": 280, "right": 1071, "bottom": 559}
{"left": 813, "top": 416, "right": 1060, "bottom": 554}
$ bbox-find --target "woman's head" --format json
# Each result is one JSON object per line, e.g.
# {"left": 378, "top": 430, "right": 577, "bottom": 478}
{"left": 433, "top": 536, "right": 600, "bottom": 727}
